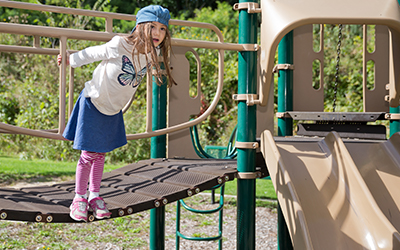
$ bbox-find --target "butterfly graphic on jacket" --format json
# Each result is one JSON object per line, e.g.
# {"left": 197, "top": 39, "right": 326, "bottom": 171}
{"left": 118, "top": 55, "right": 147, "bottom": 88}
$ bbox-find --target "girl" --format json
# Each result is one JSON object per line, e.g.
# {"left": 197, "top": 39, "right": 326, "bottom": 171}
{"left": 58, "top": 5, "right": 175, "bottom": 222}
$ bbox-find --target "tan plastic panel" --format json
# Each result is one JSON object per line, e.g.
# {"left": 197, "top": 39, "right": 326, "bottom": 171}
{"left": 168, "top": 47, "right": 274, "bottom": 158}
{"left": 363, "top": 25, "right": 390, "bottom": 112}
{"left": 292, "top": 25, "right": 390, "bottom": 112}
{"left": 388, "top": 29, "right": 400, "bottom": 107}
{"left": 168, "top": 46, "right": 201, "bottom": 158}
{"left": 257, "top": 50, "right": 275, "bottom": 137}
{"left": 261, "top": 130, "right": 400, "bottom": 249}
{"left": 293, "top": 25, "right": 324, "bottom": 111}
{"left": 259, "top": 0, "right": 400, "bottom": 107}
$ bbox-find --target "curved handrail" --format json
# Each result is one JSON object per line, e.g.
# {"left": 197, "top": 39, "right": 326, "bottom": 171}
{"left": 189, "top": 123, "right": 237, "bottom": 159}
{"left": 125, "top": 47, "right": 224, "bottom": 140}
{"left": 0, "top": 46, "right": 223, "bottom": 140}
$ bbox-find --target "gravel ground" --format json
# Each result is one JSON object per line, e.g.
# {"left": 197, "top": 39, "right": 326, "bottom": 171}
{"left": 3, "top": 183, "right": 278, "bottom": 249}
{"left": 164, "top": 196, "right": 278, "bottom": 250}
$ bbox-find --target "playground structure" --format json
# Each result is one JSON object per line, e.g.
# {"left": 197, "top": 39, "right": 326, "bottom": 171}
{"left": 0, "top": 1, "right": 265, "bottom": 249}
{"left": 2, "top": 0, "right": 400, "bottom": 249}
{"left": 258, "top": 0, "right": 400, "bottom": 249}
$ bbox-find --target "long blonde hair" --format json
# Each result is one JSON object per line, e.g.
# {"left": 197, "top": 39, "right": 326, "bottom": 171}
{"left": 125, "top": 22, "right": 176, "bottom": 87}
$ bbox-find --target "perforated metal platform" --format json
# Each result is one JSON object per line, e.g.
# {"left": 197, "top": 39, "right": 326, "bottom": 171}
{"left": 0, "top": 158, "right": 242, "bottom": 223}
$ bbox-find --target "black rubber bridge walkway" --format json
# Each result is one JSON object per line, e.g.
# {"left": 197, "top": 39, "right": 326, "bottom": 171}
{"left": 0, "top": 158, "right": 251, "bottom": 223}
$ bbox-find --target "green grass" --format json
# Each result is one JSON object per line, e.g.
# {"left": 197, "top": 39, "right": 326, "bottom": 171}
{"left": 223, "top": 178, "right": 277, "bottom": 200}
{"left": 0, "top": 213, "right": 151, "bottom": 249}
{"left": 0, "top": 155, "right": 124, "bottom": 185}
{"left": 204, "top": 178, "right": 277, "bottom": 200}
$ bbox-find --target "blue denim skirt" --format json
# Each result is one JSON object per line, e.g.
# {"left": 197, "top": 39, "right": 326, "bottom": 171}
{"left": 63, "top": 91, "right": 127, "bottom": 153}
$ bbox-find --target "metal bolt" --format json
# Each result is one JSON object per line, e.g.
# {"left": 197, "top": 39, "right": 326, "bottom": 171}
{"left": 217, "top": 178, "right": 223, "bottom": 184}
{"left": 0, "top": 212, "right": 7, "bottom": 220}
{"left": 162, "top": 198, "right": 168, "bottom": 205}
{"left": 88, "top": 214, "right": 95, "bottom": 222}
{"left": 225, "top": 176, "right": 229, "bottom": 181}
{"left": 127, "top": 207, "right": 133, "bottom": 214}
{"left": 46, "top": 215, "right": 53, "bottom": 223}
{"left": 155, "top": 201, "right": 160, "bottom": 207}
{"left": 187, "top": 190, "right": 193, "bottom": 196}
{"left": 195, "top": 188, "right": 200, "bottom": 193}
{"left": 35, "top": 215, "right": 42, "bottom": 222}
{"left": 119, "top": 209, "right": 125, "bottom": 216}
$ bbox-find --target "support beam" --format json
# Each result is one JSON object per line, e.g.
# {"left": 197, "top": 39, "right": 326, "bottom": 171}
{"left": 236, "top": 0, "right": 258, "bottom": 249}
{"left": 150, "top": 63, "right": 168, "bottom": 250}
{"left": 277, "top": 32, "right": 294, "bottom": 250}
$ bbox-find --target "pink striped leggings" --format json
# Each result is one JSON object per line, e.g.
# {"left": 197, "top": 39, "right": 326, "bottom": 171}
{"left": 75, "top": 150, "right": 106, "bottom": 196}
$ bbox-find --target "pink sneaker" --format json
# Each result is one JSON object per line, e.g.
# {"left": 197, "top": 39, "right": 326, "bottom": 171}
{"left": 89, "top": 197, "right": 111, "bottom": 220}
{"left": 70, "top": 198, "right": 88, "bottom": 222}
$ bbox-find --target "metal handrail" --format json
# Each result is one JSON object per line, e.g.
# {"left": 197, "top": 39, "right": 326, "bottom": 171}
{"left": 0, "top": 0, "right": 225, "bottom": 41}
{"left": 0, "top": 2, "right": 252, "bottom": 140}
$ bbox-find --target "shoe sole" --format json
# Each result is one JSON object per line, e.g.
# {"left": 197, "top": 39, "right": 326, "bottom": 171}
{"left": 70, "top": 211, "right": 87, "bottom": 222}
{"left": 94, "top": 213, "right": 111, "bottom": 220}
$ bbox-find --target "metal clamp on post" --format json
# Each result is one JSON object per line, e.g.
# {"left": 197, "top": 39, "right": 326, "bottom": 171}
{"left": 233, "top": 94, "right": 260, "bottom": 106}
{"left": 385, "top": 95, "right": 389, "bottom": 102}
{"left": 233, "top": 2, "right": 262, "bottom": 13}
{"left": 236, "top": 171, "right": 262, "bottom": 179}
{"left": 272, "top": 64, "right": 294, "bottom": 74}
{"left": 152, "top": 68, "right": 167, "bottom": 76}
{"left": 385, "top": 113, "right": 400, "bottom": 120}
{"left": 235, "top": 141, "right": 259, "bottom": 149}
{"left": 273, "top": 64, "right": 294, "bottom": 77}
{"left": 276, "top": 112, "right": 291, "bottom": 118}
{"left": 241, "top": 43, "right": 260, "bottom": 51}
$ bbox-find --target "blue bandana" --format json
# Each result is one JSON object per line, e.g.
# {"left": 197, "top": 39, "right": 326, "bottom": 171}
{"left": 131, "top": 5, "right": 170, "bottom": 33}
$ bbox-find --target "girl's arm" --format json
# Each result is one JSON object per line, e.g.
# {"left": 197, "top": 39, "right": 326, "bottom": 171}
{"left": 69, "top": 35, "right": 121, "bottom": 68}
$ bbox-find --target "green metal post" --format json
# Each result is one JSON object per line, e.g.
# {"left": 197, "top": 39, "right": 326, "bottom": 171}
{"left": 237, "top": 0, "right": 257, "bottom": 249}
{"left": 277, "top": 32, "right": 294, "bottom": 250}
{"left": 391, "top": 0, "right": 399, "bottom": 135}
{"left": 390, "top": 107, "right": 400, "bottom": 137}
{"left": 150, "top": 63, "right": 167, "bottom": 250}
{"left": 176, "top": 201, "right": 181, "bottom": 250}
{"left": 277, "top": 31, "right": 293, "bottom": 136}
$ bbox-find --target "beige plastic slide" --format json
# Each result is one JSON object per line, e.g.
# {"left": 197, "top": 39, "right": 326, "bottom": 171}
{"left": 260, "top": 131, "right": 400, "bottom": 249}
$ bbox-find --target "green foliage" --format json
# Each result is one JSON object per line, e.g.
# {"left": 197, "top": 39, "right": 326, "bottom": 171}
{"left": 317, "top": 24, "right": 375, "bottom": 112}
{"left": 85, "top": 0, "right": 238, "bottom": 18}
{"left": 32, "top": 0, "right": 113, "bottom": 31}
{"left": 0, "top": 1, "right": 385, "bottom": 163}
{"left": 0, "top": 155, "right": 123, "bottom": 184}
{"left": 0, "top": 92, "right": 19, "bottom": 125}
{"left": 0, "top": 0, "right": 151, "bottom": 163}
